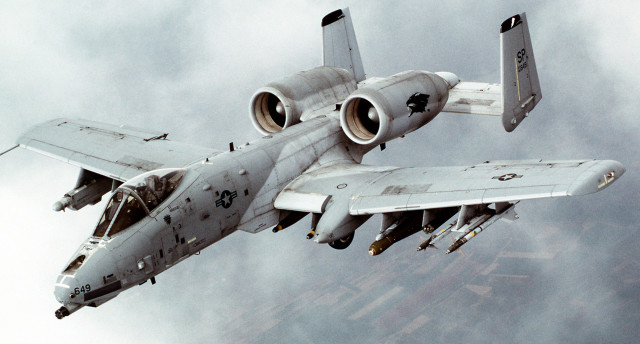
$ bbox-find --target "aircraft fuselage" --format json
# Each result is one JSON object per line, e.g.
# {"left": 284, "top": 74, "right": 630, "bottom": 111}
{"left": 54, "top": 115, "right": 368, "bottom": 317}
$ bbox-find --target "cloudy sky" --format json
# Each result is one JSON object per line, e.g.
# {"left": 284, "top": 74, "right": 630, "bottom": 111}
{"left": 1, "top": 1, "right": 639, "bottom": 343}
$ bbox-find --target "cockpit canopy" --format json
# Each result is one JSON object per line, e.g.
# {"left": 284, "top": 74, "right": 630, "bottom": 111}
{"left": 92, "top": 169, "right": 186, "bottom": 238}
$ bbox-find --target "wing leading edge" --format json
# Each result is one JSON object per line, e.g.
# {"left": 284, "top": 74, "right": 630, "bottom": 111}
{"left": 18, "top": 118, "right": 221, "bottom": 181}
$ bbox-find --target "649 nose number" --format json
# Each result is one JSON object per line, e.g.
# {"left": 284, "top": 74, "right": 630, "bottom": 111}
{"left": 74, "top": 284, "right": 91, "bottom": 295}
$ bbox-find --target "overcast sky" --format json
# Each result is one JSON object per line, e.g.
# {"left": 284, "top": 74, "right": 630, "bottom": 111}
{"left": 1, "top": 1, "right": 639, "bottom": 343}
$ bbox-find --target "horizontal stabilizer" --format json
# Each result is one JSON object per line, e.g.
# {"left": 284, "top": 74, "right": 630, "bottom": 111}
{"left": 442, "top": 82, "right": 502, "bottom": 116}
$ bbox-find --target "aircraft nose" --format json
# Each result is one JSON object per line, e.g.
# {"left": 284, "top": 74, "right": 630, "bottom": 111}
{"left": 54, "top": 275, "right": 80, "bottom": 304}
{"left": 54, "top": 275, "right": 88, "bottom": 319}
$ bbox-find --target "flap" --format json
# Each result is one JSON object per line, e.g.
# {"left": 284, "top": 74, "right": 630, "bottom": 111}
{"left": 274, "top": 190, "right": 331, "bottom": 213}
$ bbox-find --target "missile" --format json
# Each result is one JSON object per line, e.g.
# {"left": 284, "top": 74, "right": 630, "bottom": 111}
{"left": 416, "top": 235, "right": 435, "bottom": 251}
{"left": 446, "top": 221, "right": 488, "bottom": 254}
{"left": 52, "top": 196, "right": 72, "bottom": 212}
{"left": 370, "top": 208, "right": 458, "bottom": 256}
{"left": 370, "top": 230, "right": 416, "bottom": 256}
{"left": 369, "top": 214, "right": 422, "bottom": 255}
{"left": 445, "top": 213, "right": 496, "bottom": 254}
{"left": 422, "top": 221, "right": 456, "bottom": 249}
{"left": 446, "top": 203, "right": 517, "bottom": 254}
{"left": 52, "top": 173, "right": 112, "bottom": 212}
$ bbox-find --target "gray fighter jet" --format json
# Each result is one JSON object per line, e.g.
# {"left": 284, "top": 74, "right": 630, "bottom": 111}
{"left": 10, "top": 9, "right": 624, "bottom": 318}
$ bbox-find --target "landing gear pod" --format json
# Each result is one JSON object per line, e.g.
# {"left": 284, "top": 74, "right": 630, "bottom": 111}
{"left": 328, "top": 232, "right": 354, "bottom": 250}
{"left": 312, "top": 196, "right": 371, "bottom": 248}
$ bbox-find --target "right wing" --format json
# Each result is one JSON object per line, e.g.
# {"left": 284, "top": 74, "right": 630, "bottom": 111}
{"left": 18, "top": 118, "right": 221, "bottom": 181}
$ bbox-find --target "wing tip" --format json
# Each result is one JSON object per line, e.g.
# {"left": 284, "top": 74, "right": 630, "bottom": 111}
{"left": 567, "top": 160, "right": 625, "bottom": 196}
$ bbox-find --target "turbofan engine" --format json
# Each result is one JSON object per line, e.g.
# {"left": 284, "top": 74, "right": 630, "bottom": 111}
{"left": 250, "top": 66, "right": 357, "bottom": 135}
{"left": 340, "top": 71, "right": 457, "bottom": 146}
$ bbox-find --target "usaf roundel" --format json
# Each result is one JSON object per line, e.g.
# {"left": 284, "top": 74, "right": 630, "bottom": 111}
{"left": 493, "top": 173, "right": 523, "bottom": 181}
{"left": 215, "top": 190, "right": 238, "bottom": 208}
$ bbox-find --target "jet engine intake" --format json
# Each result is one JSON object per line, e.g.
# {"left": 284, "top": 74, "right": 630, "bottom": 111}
{"left": 250, "top": 66, "right": 357, "bottom": 135}
{"left": 340, "top": 70, "right": 451, "bottom": 146}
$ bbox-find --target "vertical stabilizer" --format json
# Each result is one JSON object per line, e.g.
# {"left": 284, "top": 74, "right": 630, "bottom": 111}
{"left": 322, "top": 8, "right": 366, "bottom": 82}
{"left": 500, "top": 12, "right": 541, "bottom": 132}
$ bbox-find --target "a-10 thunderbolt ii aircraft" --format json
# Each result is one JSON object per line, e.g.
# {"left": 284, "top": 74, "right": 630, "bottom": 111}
{"left": 9, "top": 9, "right": 624, "bottom": 319}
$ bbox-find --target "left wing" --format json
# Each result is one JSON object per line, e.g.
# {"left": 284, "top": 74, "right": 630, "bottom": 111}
{"left": 277, "top": 159, "right": 624, "bottom": 215}
{"left": 274, "top": 159, "right": 623, "bottom": 252}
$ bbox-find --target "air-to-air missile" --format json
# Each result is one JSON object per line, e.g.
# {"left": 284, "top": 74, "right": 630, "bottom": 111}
{"left": 417, "top": 235, "right": 435, "bottom": 251}
{"left": 445, "top": 203, "right": 518, "bottom": 254}
{"left": 369, "top": 208, "right": 457, "bottom": 255}
{"left": 417, "top": 219, "right": 458, "bottom": 251}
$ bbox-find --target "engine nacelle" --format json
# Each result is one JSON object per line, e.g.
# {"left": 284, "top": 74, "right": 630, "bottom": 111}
{"left": 250, "top": 66, "right": 356, "bottom": 135}
{"left": 340, "top": 70, "right": 451, "bottom": 146}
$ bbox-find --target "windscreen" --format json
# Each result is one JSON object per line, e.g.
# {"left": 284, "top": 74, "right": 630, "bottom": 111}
{"left": 93, "top": 191, "right": 123, "bottom": 237}
{"left": 107, "top": 194, "right": 147, "bottom": 237}
{"left": 92, "top": 169, "right": 186, "bottom": 238}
